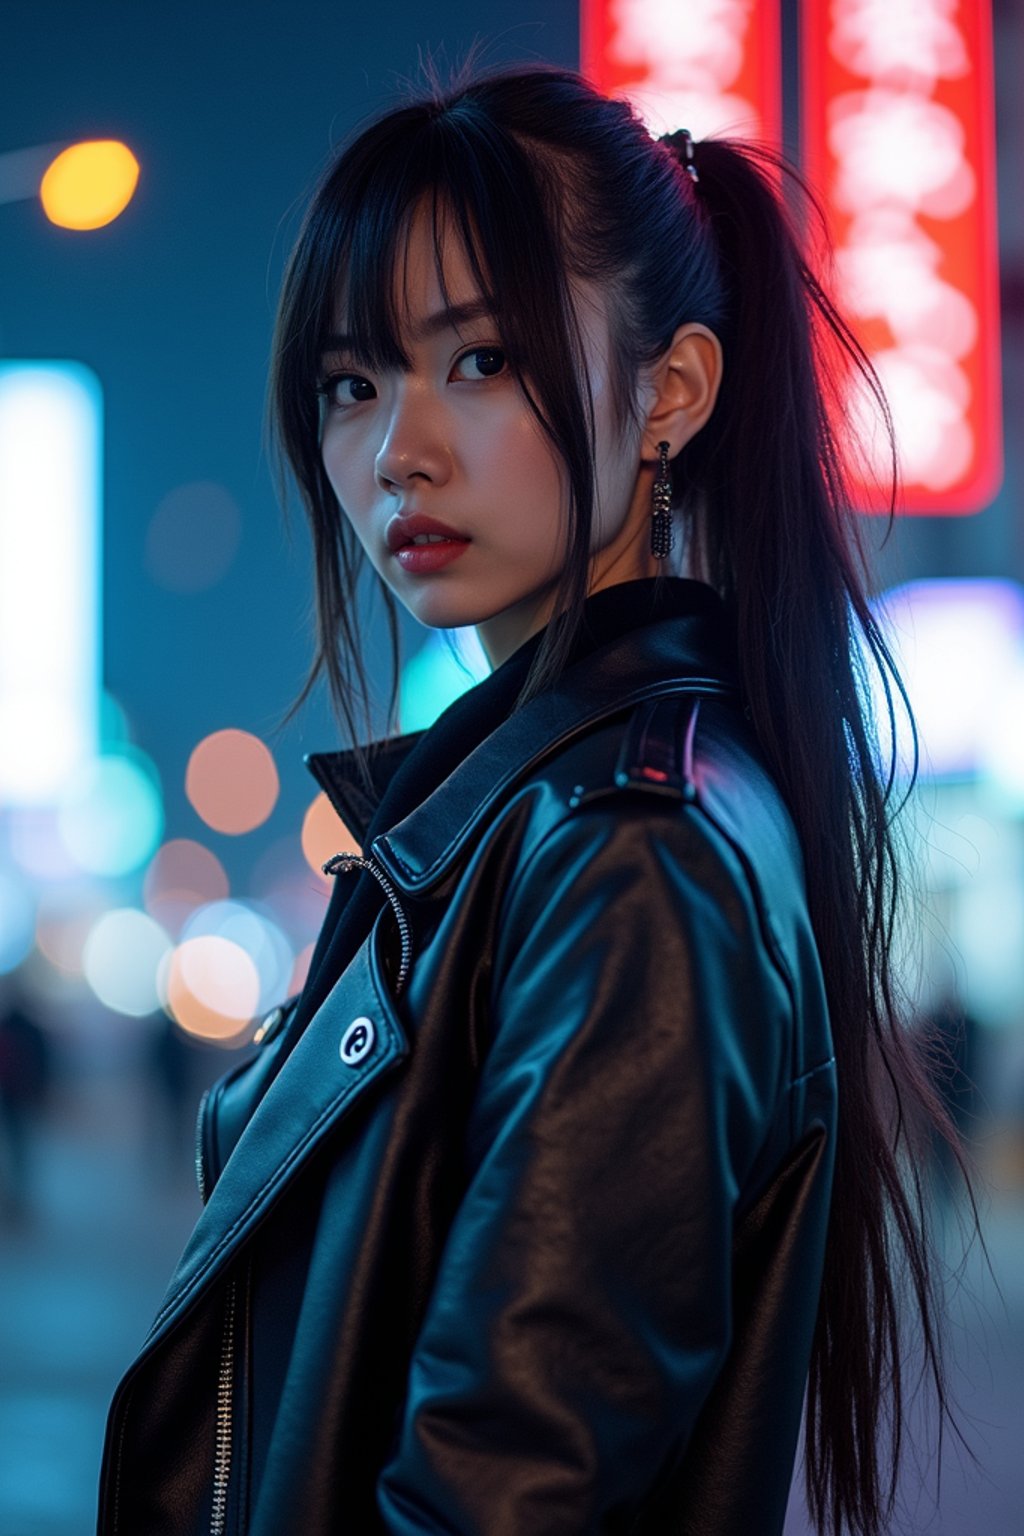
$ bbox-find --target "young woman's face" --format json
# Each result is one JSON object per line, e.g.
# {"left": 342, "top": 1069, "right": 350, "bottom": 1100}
{"left": 318, "top": 198, "right": 663, "bottom": 669}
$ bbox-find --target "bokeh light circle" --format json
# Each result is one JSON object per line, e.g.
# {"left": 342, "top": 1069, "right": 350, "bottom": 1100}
{"left": 82, "top": 908, "right": 171, "bottom": 1016}
{"left": 40, "top": 140, "right": 140, "bottom": 230}
{"left": 162, "top": 936, "right": 261, "bottom": 1043}
{"left": 57, "top": 750, "right": 164, "bottom": 876}
{"left": 145, "top": 481, "right": 242, "bottom": 593}
{"left": 143, "top": 839, "right": 229, "bottom": 936}
{"left": 302, "top": 792, "right": 357, "bottom": 879}
{"left": 180, "top": 899, "right": 292, "bottom": 1012}
{"left": 186, "top": 729, "right": 279, "bottom": 834}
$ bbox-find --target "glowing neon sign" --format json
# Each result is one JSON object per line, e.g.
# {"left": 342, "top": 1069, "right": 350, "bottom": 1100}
{"left": 581, "top": 0, "right": 782, "bottom": 142}
{"left": 0, "top": 363, "right": 102, "bottom": 802}
{"left": 801, "top": 0, "right": 1001, "bottom": 513}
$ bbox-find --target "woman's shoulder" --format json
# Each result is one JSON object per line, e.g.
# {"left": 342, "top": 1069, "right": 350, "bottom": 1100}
{"left": 504, "top": 687, "right": 808, "bottom": 940}
{"left": 487, "top": 685, "right": 836, "bottom": 1192}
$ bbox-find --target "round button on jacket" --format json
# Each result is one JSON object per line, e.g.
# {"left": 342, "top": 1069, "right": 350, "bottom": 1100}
{"left": 339, "top": 1015, "right": 375, "bottom": 1066}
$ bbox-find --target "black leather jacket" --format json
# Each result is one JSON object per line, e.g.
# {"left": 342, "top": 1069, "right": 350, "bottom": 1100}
{"left": 98, "top": 585, "right": 837, "bottom": 1535}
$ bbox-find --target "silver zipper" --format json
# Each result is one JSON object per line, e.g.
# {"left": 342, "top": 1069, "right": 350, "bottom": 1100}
{"left": 321, "top": 851, "right": 413, "bottom": 996}
{"left": 210, "top": 1275, "right": 237, "bottom": 1536}
{"left": 196, "top": 1085, "right": 234, "bottom": 1531}
{"left": 195, "top": 1086, "right": 212, "bottom": 1205}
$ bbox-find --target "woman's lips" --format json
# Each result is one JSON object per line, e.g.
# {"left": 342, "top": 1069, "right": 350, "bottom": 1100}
{"left": 393, "top": 538, "right": 471, "bottom": 573}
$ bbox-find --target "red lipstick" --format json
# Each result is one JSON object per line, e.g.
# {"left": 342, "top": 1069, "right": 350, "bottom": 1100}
{"left": 385, "top": 512, "right": 471, "bottom": 574}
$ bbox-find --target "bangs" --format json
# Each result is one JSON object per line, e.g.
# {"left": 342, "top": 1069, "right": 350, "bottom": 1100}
{"left": 329, "top": 186, "right": 499, "bottom": 376}
{"left": 304, "top": 111, "right": 596, "bottom": 452}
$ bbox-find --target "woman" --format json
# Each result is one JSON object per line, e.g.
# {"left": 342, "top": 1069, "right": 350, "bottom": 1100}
{"left": 98, "top": 59, "right": 980, "bottom": 1536}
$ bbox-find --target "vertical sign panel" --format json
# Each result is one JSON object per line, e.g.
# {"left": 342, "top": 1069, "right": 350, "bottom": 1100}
{"left": 0, "top": 363, "right": 102, "bottom": 802}
{"left": 581, "top": 0, "right": 782, "bottom": 143}
{"left": 801, "top": 0, "right": 1002, "bottom": 513}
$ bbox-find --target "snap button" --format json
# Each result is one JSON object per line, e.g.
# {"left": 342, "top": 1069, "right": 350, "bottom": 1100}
{"left": 253, "top": 1005, "right": 285, "bottom": 1046}
{"left": 340, "top": 1015, "right": 375, "bottom": 1066}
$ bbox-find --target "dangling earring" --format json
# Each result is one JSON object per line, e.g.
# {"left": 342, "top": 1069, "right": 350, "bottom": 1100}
{"left": 650, "top": 440, "right": 674, "bottom": 561}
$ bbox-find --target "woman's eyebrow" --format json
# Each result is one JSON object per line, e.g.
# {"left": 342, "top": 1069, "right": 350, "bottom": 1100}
{"left": 322, "top": 299, "right": 498, "bottom": 354}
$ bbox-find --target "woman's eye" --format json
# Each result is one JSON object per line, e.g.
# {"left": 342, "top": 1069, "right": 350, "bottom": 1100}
{"left": 316, "top": 346, "right": 508, "bottom": 411}
{"left": 454, "top": 346, "right": 508, "bottom": 380}
{"left": 317, "top": 373, "right": 374, "bottom": 409}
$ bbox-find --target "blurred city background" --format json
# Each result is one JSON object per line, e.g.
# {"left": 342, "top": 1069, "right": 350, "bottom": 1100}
{"left": 1, "top": 2, "right": 1022, "bottom": 1532}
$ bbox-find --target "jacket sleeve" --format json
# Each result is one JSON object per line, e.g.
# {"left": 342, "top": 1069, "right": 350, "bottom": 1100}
{"left": 375, "top": 803, "right": 791, "bottom": 1534}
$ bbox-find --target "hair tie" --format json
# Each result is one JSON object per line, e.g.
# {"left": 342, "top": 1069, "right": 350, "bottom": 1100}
{"left": 661, "top": 127, "right": 700, "bottom": 185}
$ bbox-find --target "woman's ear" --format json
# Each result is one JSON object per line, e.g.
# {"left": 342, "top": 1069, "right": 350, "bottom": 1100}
{"left": 640, "top": 324, "right": 724, "bottom": 462}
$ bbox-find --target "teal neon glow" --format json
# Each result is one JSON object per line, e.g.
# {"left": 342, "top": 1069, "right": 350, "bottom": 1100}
{"left": 0, "top": 362, "right": 102, "bottom": 802}
{"left": 57, "top": 748, "right": 164, "bottom": 877}
{"left": 399, "top": 627, "right": 491, "bottom": 732}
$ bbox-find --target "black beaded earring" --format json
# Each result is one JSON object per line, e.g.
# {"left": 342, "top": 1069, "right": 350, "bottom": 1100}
{"left": 650, "top": 440, "right": 674, "bottom": 560}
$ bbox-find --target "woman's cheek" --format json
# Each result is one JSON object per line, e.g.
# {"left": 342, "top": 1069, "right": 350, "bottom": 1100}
{"left": 322, "top": 427, "right": 368, "bottom": 512}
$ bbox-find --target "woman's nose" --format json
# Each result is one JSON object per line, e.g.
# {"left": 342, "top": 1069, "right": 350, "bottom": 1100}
{"left": 374, "top": 384, "right": 452, "bottom": 491}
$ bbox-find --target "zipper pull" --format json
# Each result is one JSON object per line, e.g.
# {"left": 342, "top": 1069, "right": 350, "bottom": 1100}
{"left": 322, "top": 851, "right": 413, "bottom": 997}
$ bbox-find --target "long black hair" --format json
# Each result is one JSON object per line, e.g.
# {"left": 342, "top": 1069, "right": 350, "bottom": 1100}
{"left": 269, "top": 55, "right": 988, "bottom": 1536}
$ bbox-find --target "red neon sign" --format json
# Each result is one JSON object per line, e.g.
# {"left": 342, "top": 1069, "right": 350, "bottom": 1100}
{"left": 580, "top": 0, "right": 782, "bottom": 145}
{"left": 801, "top": 0, "right": 1002, "bottom": 514}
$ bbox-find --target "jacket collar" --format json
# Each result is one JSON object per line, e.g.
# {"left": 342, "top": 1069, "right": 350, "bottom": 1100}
{"left": 306, "top": 584, "right": 741, "bottom": 898}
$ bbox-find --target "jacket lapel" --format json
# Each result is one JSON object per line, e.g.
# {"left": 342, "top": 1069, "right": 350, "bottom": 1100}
{"left": 141, "top": 908, "right": 409, "bottom": 1351}
{"left": 307, "top": 730, "right": 427, "bottom": 849}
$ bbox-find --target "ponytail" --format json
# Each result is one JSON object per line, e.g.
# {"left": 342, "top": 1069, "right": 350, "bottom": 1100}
{"left": 668, "top": 132, "right": 989, "bottom": 1535}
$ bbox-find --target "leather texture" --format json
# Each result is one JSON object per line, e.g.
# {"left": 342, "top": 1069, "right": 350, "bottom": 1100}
{"left": 97, "top": 596, "right": 837, "bottom": 1535}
